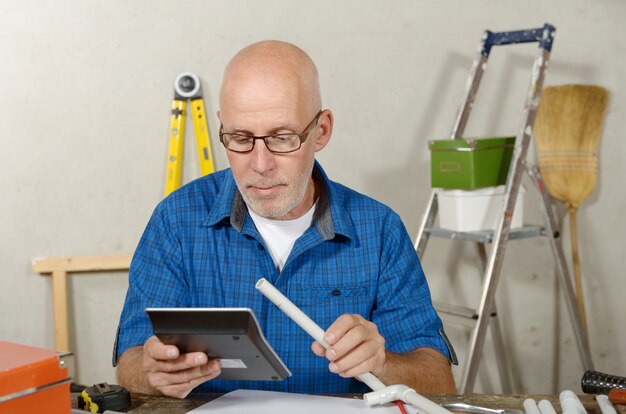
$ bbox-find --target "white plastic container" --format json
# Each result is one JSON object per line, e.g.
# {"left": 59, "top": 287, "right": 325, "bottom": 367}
{"left": 436, "top": 185, "right": 525, "bottom": 232}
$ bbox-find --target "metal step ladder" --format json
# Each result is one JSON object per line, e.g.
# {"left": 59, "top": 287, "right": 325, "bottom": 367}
{"left": 414, "top": 23, "right": 594, "bottom": 393}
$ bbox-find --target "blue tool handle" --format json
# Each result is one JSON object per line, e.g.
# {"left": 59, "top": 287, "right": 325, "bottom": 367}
{"left": 481, "top": 23, "right": 555, "bottom": 56}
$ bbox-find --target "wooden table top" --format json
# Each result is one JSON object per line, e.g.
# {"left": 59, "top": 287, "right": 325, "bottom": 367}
{"left": 96, "top": 392, "right": 624, "bottom": 414}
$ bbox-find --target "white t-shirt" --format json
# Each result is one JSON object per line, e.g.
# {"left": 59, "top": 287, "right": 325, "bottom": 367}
{"left": 248, "top": 204, "right": 316, "bottom": 272}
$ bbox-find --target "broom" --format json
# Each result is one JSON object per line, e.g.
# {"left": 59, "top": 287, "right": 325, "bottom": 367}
{"left": 534, "top": 84, "right": 609, "bottom": 341}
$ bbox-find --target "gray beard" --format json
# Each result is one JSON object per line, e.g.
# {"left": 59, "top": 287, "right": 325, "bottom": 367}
{"left": 238, "top": 157, "right": 315, "bottom": 219}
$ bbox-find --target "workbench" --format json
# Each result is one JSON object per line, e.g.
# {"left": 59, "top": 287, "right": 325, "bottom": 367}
{"left": 81, "top": 392, "right": 625, "bottom": 414}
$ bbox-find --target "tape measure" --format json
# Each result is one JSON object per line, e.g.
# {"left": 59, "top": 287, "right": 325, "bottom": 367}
{"left": 165, "top": 72, "right": 216, "bottom": 196}
{"left": 77, "top": 382, "right": 131, "bottom": 413}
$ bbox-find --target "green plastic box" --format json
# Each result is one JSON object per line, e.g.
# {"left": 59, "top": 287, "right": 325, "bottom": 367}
{"left": 429, "top": 137, "right": 515, "bottom": 189}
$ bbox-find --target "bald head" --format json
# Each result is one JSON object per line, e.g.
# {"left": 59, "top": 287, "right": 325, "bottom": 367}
{"left": 219, "top": 40, "right": 322, "bottom": 116}
{"left": 217, "top": 41, "right": 334, "bottom": 220}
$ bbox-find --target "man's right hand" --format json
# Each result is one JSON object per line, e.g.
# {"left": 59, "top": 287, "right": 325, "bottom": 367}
{"left": 141, "top": 335, "right": 221, "bottom": 398}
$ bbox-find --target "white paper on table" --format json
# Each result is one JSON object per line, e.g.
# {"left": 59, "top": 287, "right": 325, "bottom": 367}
{"left": 188, "top": 389, "right": 419, "bottom": 414}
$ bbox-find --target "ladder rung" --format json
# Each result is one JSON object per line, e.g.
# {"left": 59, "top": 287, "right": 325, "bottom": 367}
{"left": 433, "top": 301, "right": 497, "bottom": 328}
{"left": 425, "top": 225, "right": 546, "bottom": 243}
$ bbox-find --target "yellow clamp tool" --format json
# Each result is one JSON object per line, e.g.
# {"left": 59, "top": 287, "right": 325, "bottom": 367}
{"left": 165, "top": 72, "right": 216, "bottom": 196}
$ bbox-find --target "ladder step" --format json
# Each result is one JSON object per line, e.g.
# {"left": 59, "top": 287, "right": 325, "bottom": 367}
{"left": 433, "top": 301, "right": 497, "bottom": 328}
{"left": 425, "top": 225, "right": 546, "bottom": 243}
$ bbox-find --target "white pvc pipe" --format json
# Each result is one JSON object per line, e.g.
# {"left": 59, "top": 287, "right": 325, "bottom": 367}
{"left": 538, "top": 399, "right": 557, "bottom": 414}
{"left": 596, "top": 395, "right": 617, "bottom": 414}
{"left": 559, "top": 390, "right": 587, "bottom": 414}
{"left": 524, "top": 398, "right": 542, "bottom": 414}
{"left": 255, "top": 278, "right": 453, "bottom": 414}
{"left": 255, "top": 278, "right": 385, "bottom": 391}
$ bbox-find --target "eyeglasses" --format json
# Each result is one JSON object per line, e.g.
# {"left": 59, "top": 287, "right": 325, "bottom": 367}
{"left": 219, "top": 110, "right": 323, "bottom": 154}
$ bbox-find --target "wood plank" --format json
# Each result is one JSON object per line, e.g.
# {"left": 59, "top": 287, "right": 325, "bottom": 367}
{"left": 32, "top": 254, "right": 132, "bottom": 273}
{"left": 51, "top": 270, "right": 69, "bottom": 352}
{"left": 32, "top": 254, "right": 133, "bottom": 355}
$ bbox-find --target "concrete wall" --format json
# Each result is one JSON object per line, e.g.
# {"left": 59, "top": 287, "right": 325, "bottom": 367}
{"left": 1, "top": 0, "right": 624, "bottom": 393}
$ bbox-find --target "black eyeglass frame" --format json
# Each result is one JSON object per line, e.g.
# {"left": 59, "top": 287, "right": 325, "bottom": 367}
{"left": 219, "top": 110, "right": 323, "bottom": 154}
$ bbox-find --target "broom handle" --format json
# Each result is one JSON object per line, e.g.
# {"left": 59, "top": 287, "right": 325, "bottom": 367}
{"left": 568, "top": 206, "right": 589, "bottom": 341}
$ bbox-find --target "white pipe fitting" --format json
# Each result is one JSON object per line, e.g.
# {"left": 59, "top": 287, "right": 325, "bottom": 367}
{"left": 364, "top": 385, "right": 452, "bottom": 414}
{"left": 364, "top": 384, "right": 412, "bottom": 406}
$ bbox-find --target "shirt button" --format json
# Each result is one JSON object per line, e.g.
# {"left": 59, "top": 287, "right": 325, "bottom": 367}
{"left": 331, "top": 289, "right": 341, "bottom": 296}
{"left": 257, "top": 244, "right": 264, "bottom": 251}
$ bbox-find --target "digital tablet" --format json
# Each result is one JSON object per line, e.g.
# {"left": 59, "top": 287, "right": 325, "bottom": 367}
{"left": 146, "top": 308, "right": 291, "bottom": 381}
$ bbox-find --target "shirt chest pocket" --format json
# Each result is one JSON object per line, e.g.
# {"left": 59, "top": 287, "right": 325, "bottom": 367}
{"left": 290, "top": 283, "right": 373, "bottom": 328}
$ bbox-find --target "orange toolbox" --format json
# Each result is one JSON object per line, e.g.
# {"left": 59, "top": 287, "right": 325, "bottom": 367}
{"left": 0, "top": 341, "right": 71, "bottom": 414}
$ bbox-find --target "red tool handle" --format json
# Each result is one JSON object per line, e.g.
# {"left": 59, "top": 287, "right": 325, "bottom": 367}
{"left": 609, "top": 388, "right": 626, "bottom": 405}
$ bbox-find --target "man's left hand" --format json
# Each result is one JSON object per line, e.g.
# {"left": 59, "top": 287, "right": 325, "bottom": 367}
{"left": 311, "top": 314, "right": 386, "bottom": 378}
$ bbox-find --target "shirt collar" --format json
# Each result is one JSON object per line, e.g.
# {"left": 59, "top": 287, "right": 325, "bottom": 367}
{"left": 203, "top": 160, "right": 355, "bottom": 241}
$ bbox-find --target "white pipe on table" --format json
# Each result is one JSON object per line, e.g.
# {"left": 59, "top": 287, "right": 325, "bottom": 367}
{"left": 559, "top": 390, "right": 587, "bottom": 414}
{"left": 538, "top": 399, "right": 557, "bottom": 414}
{"left": 524, "top": 398, "right": 541, "bottom": 414}
{"left": 596, "top": 395, "right": 617, "bottom": 414}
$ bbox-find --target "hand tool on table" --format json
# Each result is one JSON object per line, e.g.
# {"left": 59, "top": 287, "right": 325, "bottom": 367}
{"left": 581, "top": 370, "right": 626, "bottom": 394}
{"left": 77, "top": 382, "right": 130, "bottom": 413}
{"left": 609, "top": 389, "right": 626, "bottom": 405}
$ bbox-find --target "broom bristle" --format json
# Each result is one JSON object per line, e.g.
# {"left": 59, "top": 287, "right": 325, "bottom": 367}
{"left": 534, "top": 84, "right": 609, "bottom": 208}
{"left": 539, "top": 169, "right": 597, "bottom": 209}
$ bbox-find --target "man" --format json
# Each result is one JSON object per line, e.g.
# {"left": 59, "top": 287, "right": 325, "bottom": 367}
{"left": 114, "top": 40, "right": 456, "bottom": 398}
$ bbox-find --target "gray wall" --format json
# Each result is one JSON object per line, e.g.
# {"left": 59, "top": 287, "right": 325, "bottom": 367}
{"left": 1, "top": 0, "right": 624, "bottom": 393}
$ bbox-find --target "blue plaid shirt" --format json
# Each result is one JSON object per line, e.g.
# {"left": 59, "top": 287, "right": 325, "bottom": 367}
{"left": 115, "top": 161, "right": 453, "bottom": 394}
